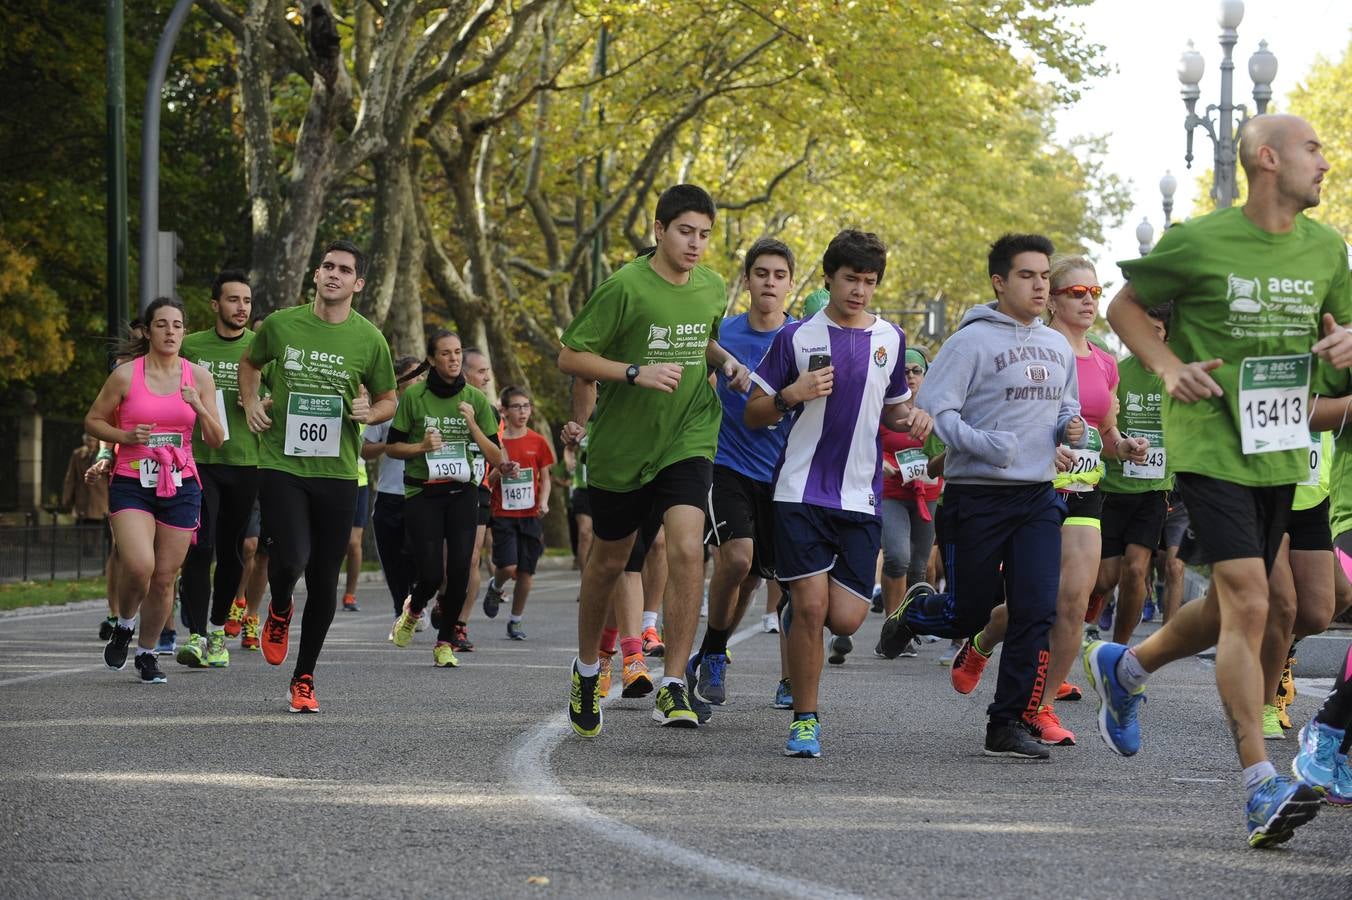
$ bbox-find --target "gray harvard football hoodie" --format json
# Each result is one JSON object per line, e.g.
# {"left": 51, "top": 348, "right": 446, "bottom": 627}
{"left": 918, "top": 302, "right": 1083, "bottom": 485}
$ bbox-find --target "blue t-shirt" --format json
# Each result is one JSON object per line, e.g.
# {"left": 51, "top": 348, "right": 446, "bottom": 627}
{"left": 714, "top": 311, "right": 793, "bottom": 483}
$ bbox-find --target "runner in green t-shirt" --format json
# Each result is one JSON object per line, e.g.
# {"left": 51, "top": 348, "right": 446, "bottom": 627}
{"left": 1091, "top": 115, "right": 1352, "bottom": 848}
{"left": 557, "top": 183, "right": 751, "bottom": 735}
{"left": 238, "top": 239, "right": 398, "bottom": 714}
{"left": 177, "top": 269, "right": 261, "bottom": 670}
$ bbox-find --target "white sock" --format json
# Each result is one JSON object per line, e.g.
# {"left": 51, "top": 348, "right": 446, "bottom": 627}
{"left": 508, "top": 614, "right": 522, "bottom": 623}
{"left": 575, "top": 657, "right": 600, "bottom": 678}
{"left": 642, "top": 611, "right": 658, "bottom": 631}
{"left": 662, "top": 675, "right": 683, "bottom": 687}
{"left": 1115, "top": 648, "right": 1150, "bottom": 692}
{"left": 117, "top": 617, "right": 136, "bottom": 630}
{"left": 1243, "top": 760, "right": 1278, "bottom": 794}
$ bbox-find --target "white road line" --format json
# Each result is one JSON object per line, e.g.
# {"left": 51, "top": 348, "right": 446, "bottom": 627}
{"left": 506, "top": 625, "right": 864, "bottom": 900}
{"left": 0, "top": 666, "right": 99, "bottom": 687}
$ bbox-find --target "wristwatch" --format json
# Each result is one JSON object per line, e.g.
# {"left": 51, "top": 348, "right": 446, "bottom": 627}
{"left": 773, "top": 391, "right": 791, "bottom": 414}
{"left": 625, "top": 364, "right": 640, "bottom": 384}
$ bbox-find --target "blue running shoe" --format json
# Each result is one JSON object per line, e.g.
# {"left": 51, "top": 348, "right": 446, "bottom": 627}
{"left": 1327, "top": 755, "right": 1352, "bottom": 807}
{"left": 1246, "top": 775, "right": 1321, "bottom": 848}
{"left": 784, "top": 715, "right": 821, "bottom": 758}
{"left": 774, "top": 678, "right": 794, "bottom": 709}
{"left": 683, "top": 653, "right": 713, "bottom": 724}
{"left": 1097, "top": 602, "right": 1115, "bottom": 632}
{"left": 1292, "top": 721, "right": 1346, "bottom": 789}
{"left": 1141, "top": 599, "right": 1156, "bottom": 623}
{"left": 696, "top": 652, "right": 728, "bottom": 705}
{"left": 1083, "top": 640, "right": 1145, "bottom": 756}
{"left": 155, "top": 628, "right": 177, "bottom": 656}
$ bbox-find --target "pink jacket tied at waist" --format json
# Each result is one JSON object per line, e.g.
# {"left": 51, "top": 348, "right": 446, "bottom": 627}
{"left": 148, "top": 443, "right": 194, "bottom": 498}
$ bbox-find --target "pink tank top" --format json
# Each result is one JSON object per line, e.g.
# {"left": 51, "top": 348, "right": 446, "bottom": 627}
{"left": 114, "top": 356, "right": 199, "bottom": 483}
{"left": 1075, "top": 343, "right": 1119, "bottom": 430}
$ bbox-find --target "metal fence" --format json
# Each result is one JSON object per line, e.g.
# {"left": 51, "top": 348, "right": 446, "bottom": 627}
{"left": 0, "top": 519, "right": 110, "bottom": 583}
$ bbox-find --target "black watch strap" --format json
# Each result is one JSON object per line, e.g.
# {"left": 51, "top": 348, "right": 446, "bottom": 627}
{"left": 626, "top": 364, "right": 640, "bottom": 385}
{"left": 773, "top": 391, "right": 791, "bottom": 414}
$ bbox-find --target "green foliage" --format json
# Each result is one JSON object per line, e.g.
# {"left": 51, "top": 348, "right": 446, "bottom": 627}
{"left": 1287, "top": 39, "right": 1352, "bottom": 238}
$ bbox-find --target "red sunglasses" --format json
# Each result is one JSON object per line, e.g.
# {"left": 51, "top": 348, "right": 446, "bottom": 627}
{"left": 1051, "top": 284, "right": 1103, "bottom": 300}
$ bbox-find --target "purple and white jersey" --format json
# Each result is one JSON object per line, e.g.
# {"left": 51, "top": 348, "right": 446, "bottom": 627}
{"left": 751, "top": 311, "right": 910, "bottom": 514}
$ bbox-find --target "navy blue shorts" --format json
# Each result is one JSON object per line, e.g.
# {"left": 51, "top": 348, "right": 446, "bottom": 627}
{"left": 353, "top": 484, "right": 370, "bottom": 528}
{"left": 108, "top": 474, "right": 202, "bottom": 531}
{"left": 773, "top": 501, "right": 881, "bottom": 601}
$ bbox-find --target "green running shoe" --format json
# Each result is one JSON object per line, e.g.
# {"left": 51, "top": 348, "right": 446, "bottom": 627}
{"left": 206, "top": 629, "right": 230, "bottom": 668}
{"left": 392, "top": 597, "right": 420, "bottom": 648}
{"left": 1263, "top": 704, "right": 1285, "bottom": 741}
{"left": 569, "top": 661, "right": 602, "bottom": 737}
{"left": 176, "top": 633, "right": 207, "bottom": 668}
{"left": 651, "top": 682, "right": 699, "bottom": 728}
{"left": 432, "top": 641, "right": 460, "bottom": 668}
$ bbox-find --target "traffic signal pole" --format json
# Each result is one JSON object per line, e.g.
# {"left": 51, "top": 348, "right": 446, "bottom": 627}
{"left": 105, "top": 0, "right": 129, "bottom": 353}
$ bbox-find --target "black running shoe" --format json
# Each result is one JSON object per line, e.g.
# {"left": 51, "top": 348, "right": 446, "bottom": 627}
{"left": 98, "top": 616, "right": 117, "bottom": 642}
{"left": 569, "top": 660, "right": 602, "bottom": 737}
{"left": 984, "top": 719, "right": 1050, "bottom": 760}
{"left": 827, "top": 635, "right": 853, "bottom": 666}
{"left": 134, "top": 651, "right": 167, "bottom": 684}
{"left": 878, "top": 582, "right": 930, "bottom": 659}
{"left": 104, "top": 624, "right": 134, "bottom": 670}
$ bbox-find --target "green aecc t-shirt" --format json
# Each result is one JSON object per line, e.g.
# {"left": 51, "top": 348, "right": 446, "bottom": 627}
{"left": 181, "top": 327, "right": 258, "bottom": 467}
{"left": 1101, "top": 355, "right": 1173, "bottom": 494}
{"left": 391, "top": 381, "right": 499, "bottom": 497}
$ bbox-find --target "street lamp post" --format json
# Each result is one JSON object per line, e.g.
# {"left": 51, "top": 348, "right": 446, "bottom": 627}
{"left": 1136, "top": 218, "right": 1155, "bottom": 257}
{"left": 1159, "top": 171, "right": 1178, "bottom": 228}
{"left": 1176, "top": 1, "right": 1278, "bottom": 208}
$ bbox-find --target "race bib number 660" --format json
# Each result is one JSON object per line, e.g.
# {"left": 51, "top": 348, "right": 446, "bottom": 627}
{"left": 285, "top": 392, "right": 343, "bottom": 457}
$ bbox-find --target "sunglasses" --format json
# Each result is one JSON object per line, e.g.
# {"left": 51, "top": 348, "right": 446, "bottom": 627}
{"left": 904, "top": 366, "right": 926, "bottom": 376}
{"left": 1051, "top": 284, "right": 1103, "bottom": 300}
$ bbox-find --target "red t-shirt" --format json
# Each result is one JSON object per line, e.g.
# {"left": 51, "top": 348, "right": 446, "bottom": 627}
{"left": 491, "top": 428, "right": 556, "bottom": 518}
{"left": 880, "top": 425, "right": 942, "bottom": 504}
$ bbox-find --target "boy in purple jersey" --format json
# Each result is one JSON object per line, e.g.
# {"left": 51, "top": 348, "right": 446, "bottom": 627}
{"left": 745, "top": 230, "right": 932, "bottom": 758}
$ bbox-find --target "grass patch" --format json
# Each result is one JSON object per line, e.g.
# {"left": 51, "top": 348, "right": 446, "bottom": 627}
{"left": 0, "top": 577, "right": 107, "bottom": 611}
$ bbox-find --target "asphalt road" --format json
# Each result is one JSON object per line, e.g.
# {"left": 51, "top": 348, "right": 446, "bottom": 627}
{"left": 2, "top": 572, "right": 1351, "bottom": 899}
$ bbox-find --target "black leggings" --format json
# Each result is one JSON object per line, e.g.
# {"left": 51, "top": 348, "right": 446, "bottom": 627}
{"left": 258, "top": 469, "right": 358, "bottom": 678}
{"left": 404, "top": 487, "right": 479, "bottom": 644}
{"left": 373, "top": 491, "right": 415, "bottom": 616}
{"left": 1316, "top": 642, "right": 1352, "bottom": 752}
{"left": 180, "top": 463, "right": 261, "bottom": 634}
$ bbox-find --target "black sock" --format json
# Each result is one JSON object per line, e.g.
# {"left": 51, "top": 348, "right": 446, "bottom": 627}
{"left": 701, "top": 626, "right": 732, "bottom": 656}
{"left": 794, "top": 711, "right": 817, "bottom": 721}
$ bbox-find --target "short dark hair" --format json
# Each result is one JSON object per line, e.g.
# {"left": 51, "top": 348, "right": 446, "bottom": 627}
{"left": 822, "top": 230, "right": 887, "bottom": 282}
{"left": 211, "top": 268, "right": 250, "bottom": 300}
{"left": 654, "top": 184, "right": 716, "bottom": 228}
{"left": 743, "top": 238, "right": 795, "bottom": 279}
{"left": 1148, "top": 302, "right": 1172, "bottom": 338}
{"left": 321, "top": 239, "right": 367, "bottom": 279}
{"left": 500, "top": 385, "right": 530, "bottom": 407}
{"left": 987, "top": 233, "right": 1055, "bottom": 281}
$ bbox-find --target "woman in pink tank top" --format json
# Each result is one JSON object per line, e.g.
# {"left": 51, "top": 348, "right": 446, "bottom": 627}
{"left": 84, "top": 297, "right": 225, "bottom": 683}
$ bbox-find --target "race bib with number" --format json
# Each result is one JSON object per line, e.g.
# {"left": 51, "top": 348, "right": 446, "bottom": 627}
{"left": 1063, "top": 427, "right": 1104, "bottom": 493}
{"left": 1123, "top": 429, "right": 1166, "bottom": 480}
{"left": 471, "top": 453, "right": 486, "bottom": 485}
{"left": 426, "top": 441, "right": 471, "bottom": 483}
{"left": 285, "top": 392, "right": 343, "bottom": 458}
{"left": 502, "top": 467, "right": 536, "bottom": 511}
{"left": 137, "top": 433, "right": 184, "bottom": 488}
{"left": 214, "top": 390, "right": 230, "bottom": 443}
{"left": 896, "top": 448, "right": 930, "bottom": 484}
{"left": 1301, "top": 434, "right": 1322, "bottom": 486}
{"left": 1239, "top": 355, "right": 1310, "bottom": 455}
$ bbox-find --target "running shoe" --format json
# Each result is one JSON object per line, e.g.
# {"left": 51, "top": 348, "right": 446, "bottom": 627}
{"left": 1056, "top": 682, "right": 1082, "bottom": 702}
{"left": 432, "top": 641, "right": 459, "bottom": 668}
{"left": 1084, "top": 591, "right": 1108, "bottom": 624}
{"left": 1291, "top": 721, "right": 1346, "bottom": 788}
{"left": 950, "top": 637, "right": 990, "bottom": 695}
{"left": 1027, "top": 704, "right": 1076, "bottom": 746}
{"left": 898, "top": 638, "right": 919, "bottom": 658}
{"left": 342, "top": 593, "right": 359, "bottom": 612}
{"left": 1096, "top": 601, "right": 1115, "bottom": 632}
{"left": 878, "top": 581, "right": 929, "bottom": 659}
{"left": 1083, "top": 625, "right": 1101, "bottom": 644}
{"left": 414, "top": 615, "right": 426, "bottom": 632}
{"left": 827, "top": 634, "right": 853, "bottom": 666}
{"left": 1083, "top": 640, "right": 1145, "bottom": 757}
{"left": 983, "top": 719, "right": 1049, "bottom": 760}
{"left": 1275, "top": 656, "right": 1296, "bottom": 728}
{"left": 696, "top": 652, "right": 728, "bottom": 705}
{"left": 206, "top": 629, "right": 229, "bottom": 668}
{"left": 240, "top": 615, "right": 260, "bottom": 651}
{"left": 429, "top": 597, "right": 444, "bottom": 631}
{"left": 621, "top": 652, "right": 654, "bottom": 698}
{"left": 938, "top": 640, "right": 960, "bottom": 667}
{"left": 597, "top": 651, "right": 613, "bottom": 698}
{"left": 288, "top": 674, "right": 319, "bottom": 713}
{"left": 99, "top": 615, "right": 117, "bottom": 641}
{"left": 155, "top": 628, "right": 177, "bottom": 656}
{"left": 506, "top": 620, "right": 526, "bottom": 641}
{"left": 392, "top": 597, "right": 421, "bottom": 648}
{"left": 261, "top": 603, "right": 293, "bottom": 666}
{"left": 870, "top": 584, "right": 884, "bottom": 614}
{"left": 1277, "top": 704, "right": 1294, "bottom": 732}
{"left": 683, "top": 654, "right": 714, "bottom": 724}
{"left": 641, "top": 626, "right": 665, "bottom": 657}
{"left": 176, "top": 633, "right": 208, "bottom": 669}
{"left": 774, "top": 678, "right": 794, "bottom": 710}
{"left": 1327, "top": 755, "right": 1352, "bottom": 806}
{"left": 224, "top": 598, "right": 247, "bottom": 637}
{"left": 784, "top": 716, "right": 822, "bottom": 758}
{"left": 652, "top": 682, "right": 700, "bottom": 728}
{"left": 1141, "top": 599, "right": 1156, "bottom": 623}
{"left": 761, "top": 613, "right": 780, "bottom": 634}
{"left": 481, "top": 578, "right": 504, "bottom": 618}
{"left": 569, "top": 661, "right": 602, "bottom": 737}
{"left": 1246, "top": 775, "right": 1321, "bottom": 848}
{"left": 450, "top": 623, "right": 475, "bottom": 652}
{"left": 135, "top": 651, "right": 167, "bottom": 684}
{"left": 1263, "top": 704, "right": 1285, "bottom": 741}
{"left": 103, "top": 624, "right": 134, "bottom": 670}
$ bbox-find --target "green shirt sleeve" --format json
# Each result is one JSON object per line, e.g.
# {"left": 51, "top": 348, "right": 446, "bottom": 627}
{"left": 249, "top": 316, "right": 277, "bottom": 366}
{"left": 392, "top": 387, "right": 415, "bottom": 434}
{"left": 560, "top": 276, "right": 625, "bottom": 356}
{"left": 365, "top": 328, "right": 397, "bottom": 395}
{"left": 1118, "top": 223, "right": 1196, "bottom": 308}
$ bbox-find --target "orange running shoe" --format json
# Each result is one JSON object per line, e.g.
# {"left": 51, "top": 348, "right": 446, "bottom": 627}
{"left": 224, "top": 598, "right": 247, "bottom": 637}
{"left": 598, "top": 651, "right": 614, "bottom": 698}
{"left": 950, "top": 637, "right": 990, "bottom": 694}
{"left": 1027, "top": 704, "right": 1075, "bottom": 745}
{"left": 342, "top": 593, "right": 359, "bottom": 612}
{"left": 289, "top": 674, "right": 319, "bottom": 713}
{"left": 641, "top": 626, "right": 665, "bottom": 657}
{"left": 240, "top": 615, "right": 260, "bottom": 650}
{"left": 1056, "top": 681, "right": 1083, "bottom": 702}
{"left": 621, "top": 652, "right": 654, "bottom": 698}
{"left": 261, "top": 603, "right": 293, "bottom": 666}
